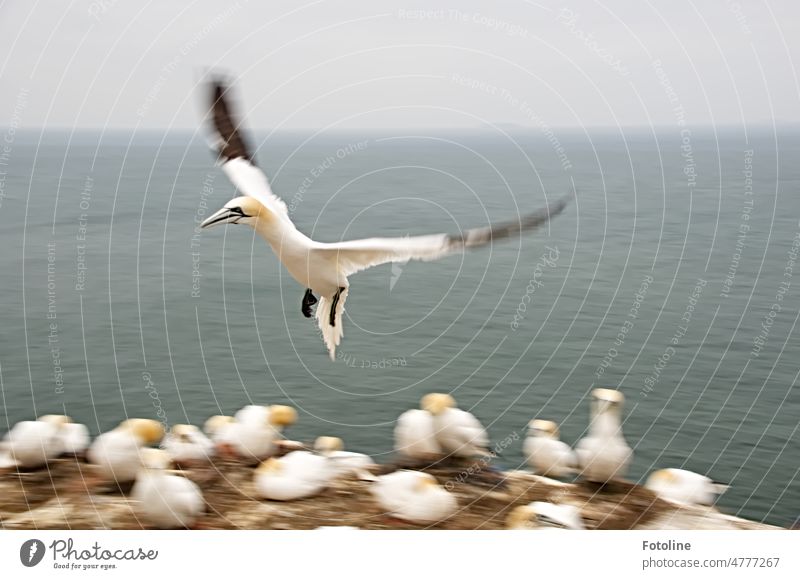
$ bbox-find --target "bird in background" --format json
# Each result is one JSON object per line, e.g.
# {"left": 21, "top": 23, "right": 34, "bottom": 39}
{"left": 575, "top": 388, "right": 633, "bottom": 483}
{"left": 523, "top": 419, "right": 577, "bottom": 478}
{"left": 645, "top": 468, "right": 729, "bottom": 507}
{"left": 199, "top": 78, "right": 572, "bottom": 359}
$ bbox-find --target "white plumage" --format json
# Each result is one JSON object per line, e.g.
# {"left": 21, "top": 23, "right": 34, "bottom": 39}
{"left": 393, "top": 409, "right": 442, "bottom": 460}
{"left": 645, "top": 468, "right": 728, "bottom": 506}
{"left": 523, "top": 419, "right": 577, "bottom": 478}
{"left": 370, "top": 470, "right": 457, "bottom": 524}
{"left": 0, "top": 419, "right": 64, "bottom": 468}
{"left": 200, "top": 80, "right": 570, "bottom": 360}
{"left": 506, "top": 501, "right": 585, "bottom": 530}
{"left": 87, "top": 419, "right": 164, "bottom": 483}
{"left": 254, "top": 451, "right": 331, "bottom": 501}
{"left": 314, "top": 436, "right": 375, "bottom": 478}
{"left": 575, "top": 389, "right": 633, "bottom": 482}
{"left": 422, "top": 393, "right": 490, "bottom": 458}
{"left": 214, "top": 405, "right": 297, "bottom": 460}
{"left": 132, "top": 449, "right": 204, "bottom": 528}
{"left": 162, "top": 424, "right": 214, "bottom": 463}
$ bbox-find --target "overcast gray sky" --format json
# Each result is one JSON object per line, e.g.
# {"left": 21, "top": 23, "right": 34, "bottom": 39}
{"left": 1, "top": 0, "right": 798, "bottom": 130}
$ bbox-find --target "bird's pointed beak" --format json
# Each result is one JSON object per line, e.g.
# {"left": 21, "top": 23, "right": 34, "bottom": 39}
{"left": 201, "top": 206, "right": 238, "bottom": 229}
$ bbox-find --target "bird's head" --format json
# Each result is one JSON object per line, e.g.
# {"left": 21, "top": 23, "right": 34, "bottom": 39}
{"left": 203, "top": 415, "right": 234, "bottom": 436}
{"left": 413, "top": 472, "right": 439, "bottom": 492}
{"left": 591, "top": 388, "right": 625, "bottom": 413}
{"left": 37, "top": 414, "right": 72, "bottom": 428}
{"left": 267, "top": 405, "right": 298, "bottom": 428}
{"left": 201, "top": 196, "right": 268, "bottom": 230}
{"left": 529, "top": 419, "right": 560, "bottom": 439}
{"left": 421, "top": 393, "right": 455, "bottom": 416}
{"left": 140, "top": 448, "right": 172, "bottom": 471}
{"left": 257, "top": 457, "right": 283, "bottom": 474}
{"left": 119, "top": 418, "right": 165, "bottom": 445}
{"left": 314, "top": 436, "right": 344, "bottom": 454}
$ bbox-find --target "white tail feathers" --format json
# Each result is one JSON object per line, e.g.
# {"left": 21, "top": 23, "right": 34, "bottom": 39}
{"left": 316, "top": 288, "right": 348, "bottom": 360}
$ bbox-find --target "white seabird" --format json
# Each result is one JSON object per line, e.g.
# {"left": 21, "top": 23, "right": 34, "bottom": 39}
{"left": 200, "top": 80, "right": 571, "bottom": 359}
{"left": 575, "top": 388, "right": 633, "bottom": 483}
{"left": 421, "top": 393, "right": 490, "bottom": 458}
{"left": 393, "top": 407, "right": 442, "bottom": 461}
{"left": 645, "top": 468, "right": 728, "bottom": 506}
{"left": 132, "top": 448, "right": 204, "bottom": 528}
{"left": 506, "top": 501, "right": 585, "bottom": 530}
{"left": 254, "top": 450, "right": 331, "bottom": 501}
{"left": 161, "top": 424, "right": 215, "bottom": 463}
{"left": 0, "top": 415, "right": 73, "bottom": 468}
{"left": 86, "top": 418, "right": 165, "bottom": 484}
{"left": 523, "top": 419, "right": 577, "bottom": 478}
{"left": 214, "top": 405, "right": 297, "bottom": 460}
{"left": 370, "top": 470, "right": 457, "bottom": 524}
{"left": 313, "top": 436, "right": 375, "bottom": 478}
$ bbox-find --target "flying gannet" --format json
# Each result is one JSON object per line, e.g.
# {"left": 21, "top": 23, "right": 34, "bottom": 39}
{"left": 200, "top": 80, "right": 571, "bottom": 359}
{"left": 575, "top": 388, "right": 633, "bottom": 483}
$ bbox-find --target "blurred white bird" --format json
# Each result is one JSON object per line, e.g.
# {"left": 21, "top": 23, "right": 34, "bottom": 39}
{"left": 254, "top": 450, "right": 331, "bottom": 501}
{"left": 523, "top": 419, "right": 577, "bottom": 478}
{"left": 162, "top": 424, "right": 214, "bottom": 463}
{"left": 314, "top": 436, "right": 375, "bottom": 478}
{"left": 86, "top": 419, "right": 165, "bottom": 484}
{"left": 203, "top": 414, "right": 235, "bottom": 439}
{"left": 214, "top": 405, "right": 297, "bottom": 460}
{"left": 575, "top": 389, "right": 633, "bottom": 483}
{"left": 0, "top": 415, "right": 70, "bottom": 468}
{"left": 506, "top": 501, "right": 585, "bottom": 530}
{"left": 422, "top": 393, "right": 490, "bottom": 458}
{"left": 38, "top": 415, "right": 90, "bottom": 455}
{"left": 394, "top": 406, "right": 442, "bottom": 461}
{"left": 645, "top": 468, "right": 728, "bottom": 506}
{"left": 132, "top": 448, "right": 204, "bottom": 528}
{"left": 370, "top": 470, "right": 457, "bottom": 524}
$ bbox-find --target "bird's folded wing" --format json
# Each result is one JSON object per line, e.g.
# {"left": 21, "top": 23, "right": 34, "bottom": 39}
{"left": 316, "top": 192, "right": 571, "bottom": 276}
{"left": 208, "top": 81, "right": 291, "bottom": 223}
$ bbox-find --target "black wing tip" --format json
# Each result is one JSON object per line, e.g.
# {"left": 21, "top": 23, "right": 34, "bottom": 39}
{"left": 205, "top": 73, "right": 255, "bottom": 164}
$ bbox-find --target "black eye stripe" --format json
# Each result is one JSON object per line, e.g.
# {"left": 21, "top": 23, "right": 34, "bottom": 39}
{"left": 229, "top": 206, "right": 247, "bottom": 217}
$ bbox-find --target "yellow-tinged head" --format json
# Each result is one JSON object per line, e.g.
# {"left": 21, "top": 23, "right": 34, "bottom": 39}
{"left": 529, "top": 419, "right": 560, "bottom": 438}
{"left": 413, "top": 472, "right": 439, "bottom": 492}
{"left": 592, "top": 388, "right": 625, "bottom": 405}
{"left": 171, "top": 424, "right": 199, "bottom": 439}
{"left": 257, "top": 457, "right": 283, "bottom": 474}
{"left": 119, "top": 418, "right": 165, "bottom": 445}
{"left": 314, "top": 436, "right": 344, "bottom": 453}
{"left": 421, "top": 393, "right": 455, "bottom": 416}
{"left": 647, "top": 468, "right": 678, "bottom": 485}
{"left": 268, "top": 405, "right": 297, "bottom": 427}
{"left": 204, "top": 415, "right": 234, "bottom": 436}
{"left": 37, "top": 414, "right": 72, "bottom": 427}
{"left": 201, "top": 196, "right": 270, "bottom": 230}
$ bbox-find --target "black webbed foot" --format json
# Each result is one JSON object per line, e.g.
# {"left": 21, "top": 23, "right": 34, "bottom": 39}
{"left": 302, "top": 288, "right": 317, "bottom": 318}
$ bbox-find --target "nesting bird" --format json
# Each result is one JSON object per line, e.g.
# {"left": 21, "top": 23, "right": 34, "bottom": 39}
{"left": 506, "top": 501, "right": 585, "bottom": 530}
{"left": 645, "top": 468, "right": 728, "bottom": 506}
{"left": 214, "top": 405, "right": 297, "bottom": 460}
{"left": 370, "top": 470, "right": 457, "bottom": 524}
{"left": 131, "top": 448, "right": 204, "bottom": 528}
{"left": 394, "top": 406, "right": 442, "bottom": 461}
{"left": 0, "top": 415, "right": 71, "bottom": 468}
{"left": 575, "top": 389, "right": 633, "bottom": 483}
{"left": 254, "top": 450, "right": 331, "bottom": 501}
{"left": 86, "top": 418, "right": 165, "bottom": 484}
{"left": 421, "top": 393, "right": 490, "bottom": 458}
{"left": 523, "top": 419, "right": 577, "bottom": 478}
{"left": 314, "top": 436, "right": 375, "bottom": 478}
{"left": 162, "top": 424, "right": 214, "bottom": 464}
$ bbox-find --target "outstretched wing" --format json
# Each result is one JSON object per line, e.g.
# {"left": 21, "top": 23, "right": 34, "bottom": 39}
{"left": 314, "top": 192, "right": 571, "bottom": 276}
{"left": 207, "top": 80, "right": 292, "bottom": 223}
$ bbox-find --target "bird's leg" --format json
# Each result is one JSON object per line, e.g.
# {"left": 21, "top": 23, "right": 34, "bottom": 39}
{"left": 329, "top": 287, "right": 345, "bottom": 327}
{"left": 301, "top": 288, "right": 317, "bottom": 318}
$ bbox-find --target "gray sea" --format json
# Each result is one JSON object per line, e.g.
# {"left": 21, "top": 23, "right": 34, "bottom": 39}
{"left": 0, "top": 127, "right": 797, "bottom": 526}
